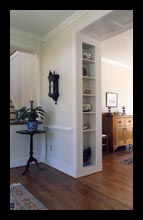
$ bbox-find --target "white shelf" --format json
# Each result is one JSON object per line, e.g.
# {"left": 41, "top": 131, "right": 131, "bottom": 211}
{"left": 82, "top": 58, "right": 95, "bottom": 63}
{"left": 83, "top": 163, "right": 95, "bottom": 167}
{"left": 83, "top": 112, "right": 96, "bottom": 114}
{"left": 83, "top": 76, "right": 95, "bottom": 80}
{"left": 83, "top": 129, "right": 96, "bottom": 132}
{"left": 83, "top": 94, "right": 95, "bottom": 97}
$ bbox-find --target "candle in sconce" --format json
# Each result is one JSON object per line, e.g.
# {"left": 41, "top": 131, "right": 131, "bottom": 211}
{"left": 30, "top": 91, "right": 33, "bottom": 101}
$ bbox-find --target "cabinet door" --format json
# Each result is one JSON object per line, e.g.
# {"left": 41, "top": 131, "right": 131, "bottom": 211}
{"left": 114, "top": 127, "right": 124, "bottom": 149}
{"left": 114, "top": 117, "right": 125, "bottom": 127}
{"left": 125, "top": 127, "right": 133, "bottom": 144}
{"left": 125, "top": 117, "right": 133, "bottom": 127}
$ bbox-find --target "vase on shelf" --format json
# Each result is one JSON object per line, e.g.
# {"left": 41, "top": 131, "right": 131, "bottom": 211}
{"left": 16, "top": 100, "right": 46, "bottom": 131}
{"left": 27, "top": 120, "right": 38, "bottom": 131}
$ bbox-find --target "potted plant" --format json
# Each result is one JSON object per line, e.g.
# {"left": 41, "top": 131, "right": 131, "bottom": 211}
{"left": 17, "top": 100, "right": 46, "bottom": 131}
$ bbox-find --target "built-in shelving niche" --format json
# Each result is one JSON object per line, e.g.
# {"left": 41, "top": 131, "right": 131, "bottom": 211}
{"left": 82, "top": 42, "right": 96, "bottom": 167}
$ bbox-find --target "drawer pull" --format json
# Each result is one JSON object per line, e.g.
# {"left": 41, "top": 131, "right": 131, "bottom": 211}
{"left": 118, "top": 121, "right": 122, "bottom": 123}
{"left": 128, "top": 120, "right": 131, "bottom": 122}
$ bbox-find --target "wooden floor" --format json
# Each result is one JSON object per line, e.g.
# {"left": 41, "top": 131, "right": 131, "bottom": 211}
{"left": 10, "top": 148, "right": 133, "bottom": 210}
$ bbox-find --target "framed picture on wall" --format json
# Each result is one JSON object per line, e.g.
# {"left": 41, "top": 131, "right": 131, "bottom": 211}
{"left": 106, "top": 92, "right": 118, "bottom": 107}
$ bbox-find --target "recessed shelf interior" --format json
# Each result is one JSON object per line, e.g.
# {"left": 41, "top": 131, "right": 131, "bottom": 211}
{"left": 83, "top": 96, "right": 96, "bottom": 112}
{"left": 82, "top": 42, "right": 96, "bottom": 168}
{"left": 83, "top": 131, "right": 96, "bottom": 166}
{"left": 83, "top": 114, "right": 96, "bottom": 130}
{"left": 83, "top": 78, "right": 95, "bottom": 95}
{"left": 82, "top": 61, "right": 95, "bottom": 78}
{"left": 82, "top": 43, "right": 95, "bottom": 60}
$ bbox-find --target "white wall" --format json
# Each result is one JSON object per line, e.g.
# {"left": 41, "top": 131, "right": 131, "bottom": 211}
{"left": 10, "top": 10, "right": 113, "bottom": 176}
{"left": 42, "top": 28, "right": 73, "bottom": 126}
{"left": 10, "top": 124, "right": 46, "bottom": 168}
{"left": 10, "top": 52, "right": 46, "bottom": 169}
{"left": 101, "top": 60, "right": 133, "bottom": 115}
{"left": 41, "top": 11, "right": 110, "bottom": 177}
{"left": 10, "top": 51, "right": 38, "bottom": 108}
{"left": 42, "top": 26, "right": 75, "bottom": 176}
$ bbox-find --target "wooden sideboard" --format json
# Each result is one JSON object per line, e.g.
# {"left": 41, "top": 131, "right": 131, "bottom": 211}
{"left": 102, "top": 113, "right": 133, "bottom": 152}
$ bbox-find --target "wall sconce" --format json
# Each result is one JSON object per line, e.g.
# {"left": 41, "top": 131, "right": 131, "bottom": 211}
{"left": 48, "top": 70, "right": 59, "bottom": 104}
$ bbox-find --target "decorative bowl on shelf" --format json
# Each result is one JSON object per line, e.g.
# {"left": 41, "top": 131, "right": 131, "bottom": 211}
{"left": 84, "top": 89, "right": 91, "bottom": 94}
{"left": 83, "top": 103, "right": 92, "bottom": 112}
{"left": 83, "top": 52, "right": 92, "bottom": 59}
{"left": 83, "top": 123, "right": 90, "bottom": 130}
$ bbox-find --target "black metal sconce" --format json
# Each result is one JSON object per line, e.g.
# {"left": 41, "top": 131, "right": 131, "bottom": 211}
{"left": 122, "top": 106, "right": 126, "bottom": 114}
{"left": 48, "top": 70, "right": 59, "bottom": 104}
{"left": 107, "top": 106, "right": 111, "bottom": 113}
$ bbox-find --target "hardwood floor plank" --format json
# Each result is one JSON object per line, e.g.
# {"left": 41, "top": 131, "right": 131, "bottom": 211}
{"left": 10, "top": 149, "right": 133, "bottom": 210}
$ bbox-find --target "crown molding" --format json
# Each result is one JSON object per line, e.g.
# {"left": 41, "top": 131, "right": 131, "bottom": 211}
{"left": 101, "top": 57, "right": 132, "bottom": 69}
{"left": 10, "top": 27, "right": 43, "bottom": 42}
{"left": 43, "top": 10, "right": 89, "bottom": 42}
{"left": 10, "top": 51, "right": 20, "bottom": 61}
{"left": 10, "top": 11, "right": 89, "bottom": 44}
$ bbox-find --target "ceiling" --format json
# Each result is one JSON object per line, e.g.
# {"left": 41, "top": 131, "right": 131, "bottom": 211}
{"left": 10, "top": 10, "right": 133, "bottom": 67}
{"left": 81, "top": 10, "right": 133, "bottom": 41}
{"left": 80, "top": 10, "right": 133, "bottom": 67}
{"left": 101, "top": 29, "right": 133, "bottom": 67}
{"left": 10, "top": 10, "right": 78, "bottom": 37}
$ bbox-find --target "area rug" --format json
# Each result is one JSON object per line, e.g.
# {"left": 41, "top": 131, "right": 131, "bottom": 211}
{"left": 10, "top": 183, "right": 48, "bottom": 210}
{"left": 120, "top": 158, "right": 133, "bottom": 164}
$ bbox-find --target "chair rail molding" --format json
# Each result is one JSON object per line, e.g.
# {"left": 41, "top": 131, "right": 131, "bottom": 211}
{"left": 44, "top": 125, "right": 73, "bottom": 133}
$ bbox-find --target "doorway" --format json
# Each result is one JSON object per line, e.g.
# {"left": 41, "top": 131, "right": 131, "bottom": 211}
{"left": 10, "top": 48, "right": 40, "bottom": 109}
{"left": 77, "top": 10, "right": 133, "bottom": 156}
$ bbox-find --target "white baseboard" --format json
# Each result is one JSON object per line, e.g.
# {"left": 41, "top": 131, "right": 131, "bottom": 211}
{"left": 76, "top": 163, "right": 103, "bottom": 178}
{"left": 40, "top": 156, "right": 46, "bottom": 164}
{"left": 10, "top": 155, "right": 42, "bottom": 168}
{"left": 46, "top": 156, "right": 75, "bottom": 177}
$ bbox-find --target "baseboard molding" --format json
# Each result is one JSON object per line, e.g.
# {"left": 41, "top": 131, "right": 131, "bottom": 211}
{"left": 10, "top": 155, "right": 42, "bottom": 168}
{"left": 76, "top": 164, "right": 103, "bottom": 178}
{"left": 40, "top": 156, "right": 46, "bottom": 164}
{"left": 46, "top": 156, "right": 75, "bottom": 177}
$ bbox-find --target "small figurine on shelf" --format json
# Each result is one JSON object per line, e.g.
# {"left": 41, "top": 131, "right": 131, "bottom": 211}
{"left": 84, "top": 89, "right": 91, "bottom": 94}
{"left": 122, "top": 106, "right": 126, "bottom": 114}
{"left": 83, "top": 123, "right": 90, "bottom": 130}
{"left": 107, "top": 106, "right": 111, "bottom": 113}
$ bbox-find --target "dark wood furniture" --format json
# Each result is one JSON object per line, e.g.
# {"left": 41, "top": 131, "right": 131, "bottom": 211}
{"left": 102, "top": 113, "right": 133, "bottom": 152}
{"left": 102, "top": 134, "right": 109, "bottom": 153}
{"left": 16, "top": 129, "right": 46, "bottom": 175}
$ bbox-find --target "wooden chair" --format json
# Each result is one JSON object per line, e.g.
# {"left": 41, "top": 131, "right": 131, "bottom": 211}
{"left": 102, "top": 134, "right": 109, "bottom": 153}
